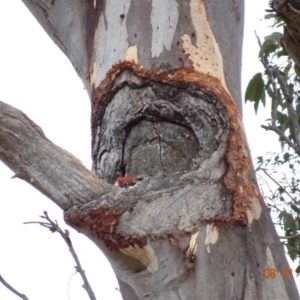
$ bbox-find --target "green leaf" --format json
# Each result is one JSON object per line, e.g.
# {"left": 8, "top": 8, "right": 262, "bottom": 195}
{"left": 259, "top": 40, "right": 278, "bottom": 62}
{"left": 287, "top": 83, "right": 294, "bottom": 97}
{"left": 295, "top": 265, "right": 300, "bottom": 274}
{"left": 254, "top": 99, "right": 259, "bottom": 113}
{"left": 283, "top": 63, "right": 292, "bottom": 76}
{"left": 279, "top": 210, "right": 288, "bottom": 220}
{"left": 266, "top": 86, "right": 274, "bottom": 98}
{"left": 279, "top": 211, "right": 297, "bottom": 233}
{"left": 264, "top": 13, "right": 276, "bottom": 20}
{"left": 275, "top": 21, "right": 285, "bottom": 28}
{"left": 278, "top": 186, "right": 284, "bottom": 194}
{"left": 264, "top": 32, "right": 283, "bottom": 43}
{"left": 245, "top": 73, "right": 265, "bottom": 113}
{"left": 257, "top": 156, "right": 263, "bottom": 164}
{"left": 294, "top": 64, "right": 300, "bottom": 77}
{"left": 277, "top": 90, "right": 283, "bottom": 107}
{"left": 277, "top": 111, "right": 290, "bottom": 132}
{"left": 277, "top": 49, "right": 288, "bottom": 58}
{"left": 287, "top": 238, "right": 297, "bottom": 261}
{"left": 285, "top": 213, "right": 297, "bottom": 232}
{"left": 283, "top": 152, "right": 290, "bottom": 162}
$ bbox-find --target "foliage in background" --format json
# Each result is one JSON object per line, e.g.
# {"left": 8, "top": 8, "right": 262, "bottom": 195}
{"left": 245, "top": 13, "right": 300, "bottom": 274}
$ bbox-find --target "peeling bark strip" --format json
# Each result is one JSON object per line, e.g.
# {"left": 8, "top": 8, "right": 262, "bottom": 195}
{"left": 91, "top": 62, "right": 261, "bottom": 226}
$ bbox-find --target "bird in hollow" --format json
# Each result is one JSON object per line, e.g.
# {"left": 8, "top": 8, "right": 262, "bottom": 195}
{"left": 114, "top": 176, "right": 137, "bottom": 188}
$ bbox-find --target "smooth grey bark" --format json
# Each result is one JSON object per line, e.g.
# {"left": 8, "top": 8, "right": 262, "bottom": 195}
{"left": 0, "top": 0, "right": 297, "bottom": 299}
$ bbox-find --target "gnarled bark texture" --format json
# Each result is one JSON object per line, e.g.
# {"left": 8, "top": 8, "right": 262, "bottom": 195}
{"left": 0, "top": 0, "right": 298, "bottom": 299}
{"left": 269, "top": 0, "right": 300, "bottom": 73}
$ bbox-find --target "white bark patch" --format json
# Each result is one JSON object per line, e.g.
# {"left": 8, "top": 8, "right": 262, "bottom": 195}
{"left": 150, "top": 0, "right": 179, "bottom": 58}
{"left": 125, "top": 45, "right": 139, "bottom": 64}
{"left": 120, "top": 243, "right": 158, "bottom": 274}
{"left": 204, "top": 224, "right": 219, "bottom": 253}
{"left": 181, "top": 0, "right": 226, "bottom": 88}
{"left": 246, "top": 197, "right": 262, "bottom": 230}
{"left": 90, "top": 62, "right": 96, "bottom": 86}
{"left": 187, "top": 232, "right": 198, "bottom": 256}
{"left": 93, "top": 0, "right": 131, "bottom": 85}
{"left": 262, "top": 247, "right": 289, "bottom": 300}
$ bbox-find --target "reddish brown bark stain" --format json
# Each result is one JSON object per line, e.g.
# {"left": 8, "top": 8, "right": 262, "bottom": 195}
{"left": 70, "top": 61, "right": 262, "bottom": 250}
{"left": 65, "top": 206, "right": 146, "bottom": 251}
{"left": 91, "top": 61, "right": 261, "bottom": 227}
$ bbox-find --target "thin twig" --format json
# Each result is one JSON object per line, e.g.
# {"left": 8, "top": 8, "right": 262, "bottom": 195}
{"left": 272, "top": 68, "right": 300, "bottom": 147}
{"left": 278, "top": 233, "right": 300, "bottom": 239}
{"left": 68, "top": 272, "right": 77, "bottom": 300}
{"left": 24, "top": 211, "right": 97, "bottom": 300}
{"left": 255, "top": 32, "right": 279, "bottom": 126}
{"left": 256, "top": 32, "right": 300, "bottom": 153}
{"left": 256, "top": 172, "right": 276, "bottom": 205}
{"left": 0, "top": 275, "right": 30, "bottom": 300}
{"left": 256, "top": 171, "right": 275, "bottom": 195}
{"left": 257, "top": 167, "right": 295, "bottom": 202}
{"left": 267, "top": 203, "right": 283, "bottom": 212}
{"left": 260, "top": 124, "right": 300, "bottom": 155}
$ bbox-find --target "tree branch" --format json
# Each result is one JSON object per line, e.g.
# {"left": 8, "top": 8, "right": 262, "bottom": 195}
{"left": 256, "top": 32, "right": 300, "bottom": 151}
{"left": 0, "top": 275, "right": 30, "bottom": 300}
{"left": 255, "top": 32, "right": 279, "bottom": 127}
{"left": 21, "top": 0, "right": 103, "bottom": 94}
{"left": 279, "top": 233, "right": 300, "bottom": 239}
{"left": 0, "top": 101, "right": 112, "bottom": 210}
{"left": 272, "top": 67, "right": 300, "bottom": 147}
{"left": 257, "top": 167, "right": 295, "bottom": 202}
{"left": 260, "top": 124, "right": 300, "bottom": 155}
{"left": 25, "top": 211, "right": 97, "bottom": 300}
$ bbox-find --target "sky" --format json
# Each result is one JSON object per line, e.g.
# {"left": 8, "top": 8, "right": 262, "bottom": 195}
{"left": 0, "top": 1, "right": 297, "bottom": 299}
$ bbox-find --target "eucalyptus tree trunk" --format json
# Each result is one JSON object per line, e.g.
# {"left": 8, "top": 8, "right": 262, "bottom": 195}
{"left": 0, "top": 0, "right": 298, "bottom": 299}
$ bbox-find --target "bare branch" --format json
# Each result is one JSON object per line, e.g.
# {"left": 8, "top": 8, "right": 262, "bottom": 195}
{"left": 257, "top": 167, "right": 295, "bottom": 202}
{"left": 272, "top": 67, "right": 300, "bottom": 147}
{"left": 255, "top": 32, "right": 279, "bottom": 126}
{"left": 0, "top": 274, "right": 30, "bottom": 300}
{"left": 260, "top": 124, "right": 300, "bottom": 155}
{"left": 255, "top": 33, "right": 300, "bottom": 154}
{"left": 267, "top": 203, "right": 284, "bottom": 212}
{"left": 279, "top": 233, "right": 300, "bottom": 239}
{"left": 0, "top": 101, "right": 112, "bottom": 210}
{"left": 25, "top": 212, "right": 97, "bottom": 300}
